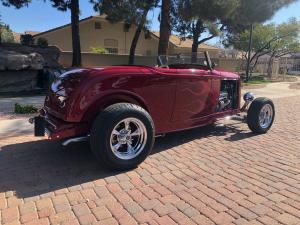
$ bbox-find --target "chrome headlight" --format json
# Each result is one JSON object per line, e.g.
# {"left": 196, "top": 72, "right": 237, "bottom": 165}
{"left": 243, "top": 92, "right": 255, "bottom": 102}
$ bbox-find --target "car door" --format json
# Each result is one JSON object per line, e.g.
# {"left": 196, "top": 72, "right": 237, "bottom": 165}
{"left": 140, "top": 67, "right": 178, "bottom": 134}
{"left": 172, "top": 68, "right": 214, "bottom": 123}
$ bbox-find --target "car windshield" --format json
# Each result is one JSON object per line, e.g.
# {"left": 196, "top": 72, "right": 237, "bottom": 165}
{"left": 157, "top": 51, "right": 212, "bottom": 69}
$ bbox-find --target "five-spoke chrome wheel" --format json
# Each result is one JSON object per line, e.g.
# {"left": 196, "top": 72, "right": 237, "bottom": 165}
{"left": 110, "top": 118, "right": 147, "bottom": 160}
{"left": 259, "top": 104, "right": 274, "bottom": 129}
{"left": 247, "top": 97, "right": 275, "bottom": 134}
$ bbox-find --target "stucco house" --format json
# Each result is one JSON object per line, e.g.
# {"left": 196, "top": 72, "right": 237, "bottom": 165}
{"left": 33, "top": 15, "right": 221, "bottom": 58}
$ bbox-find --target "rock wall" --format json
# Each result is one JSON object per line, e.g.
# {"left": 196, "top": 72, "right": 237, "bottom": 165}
{"left": 0, "top": 43, "right": 61, "bottom": 93}
{"left": 0, "top": 70, "right": 38, "bottom": 93}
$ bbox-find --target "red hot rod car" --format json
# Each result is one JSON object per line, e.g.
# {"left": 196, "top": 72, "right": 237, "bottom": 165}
{"left": 32, "top": 53, "right": 275, "bottom": 170}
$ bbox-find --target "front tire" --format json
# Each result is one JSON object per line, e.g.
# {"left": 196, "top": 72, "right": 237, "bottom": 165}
{"left": 90, "top": 103, "right": 155, "bottom": 170}
{"left": 247, "top": 98, "right": 275, "bottom": 134}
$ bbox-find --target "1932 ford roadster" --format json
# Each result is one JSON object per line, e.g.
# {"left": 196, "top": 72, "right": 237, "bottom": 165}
{"left": 32, "top": 52, "right": 275, "bottom": 170}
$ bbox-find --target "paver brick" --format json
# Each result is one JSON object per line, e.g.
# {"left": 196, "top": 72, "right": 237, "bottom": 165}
{"left": 267, "top": 193, "right": 288, "bottom": 202}
{"left": 276, "top": 213, "right": 300, "bottom": 225}
{"left": 72, "top": 203, "right": 90, "bottom": 217}
{"left": 37, "top": 207, "right": 55, "bottom": 218}
{"left": 124, "top": 201, "right": 143, "bottom": 215}
{"left": 2, "top": 206, "right": 19, "bottom": 224}
{"left": 23, "top": 218, "right": 49, "bottom": 225}
{"left": 20, "top": 212, "right": 38, "bottom": 224}
{"left": 211, "top": 212, "right": 234, "bottom": 225}
{"left": 155, "top": 215, "right": 177, "bottom": 225}
{"left": 94, "top": 217, "right": 118, "bottom": 225}
{"left": 78, "top": 213, "right": 96, "bottom": 225}
{"left": 49, "top": 211, "right": 75, "bottom": 224}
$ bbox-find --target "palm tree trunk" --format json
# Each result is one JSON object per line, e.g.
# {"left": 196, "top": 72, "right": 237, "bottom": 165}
{"left": 71, "top": 0, "right": 82, "bottom": 67}
{"left": 158, "top": 0, "right": 171, "bottom": 56}
{"left": 128, "top": 8, "right": 149, "bottom": 65}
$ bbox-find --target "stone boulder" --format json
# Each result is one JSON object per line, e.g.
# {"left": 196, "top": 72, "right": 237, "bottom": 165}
{"left": 0, "top": 43, "right": 62, "bottom": 93}
{"left": 0, "top": 43, "right": 61, "bottom": 71}
{"left": 0, "top": 50, "right": 45, "bottom": 70}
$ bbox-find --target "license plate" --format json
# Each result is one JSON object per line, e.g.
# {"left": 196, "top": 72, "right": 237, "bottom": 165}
{"left": 34, "top": 116, "right": 45, "bottom": 136}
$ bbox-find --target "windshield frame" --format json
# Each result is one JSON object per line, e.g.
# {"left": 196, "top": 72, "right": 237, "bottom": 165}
{"left": 157, "top": 51, "right": 213, "bottom": 70}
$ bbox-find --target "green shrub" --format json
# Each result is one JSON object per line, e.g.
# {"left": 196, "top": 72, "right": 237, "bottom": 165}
{"left": 14, "top": 103, "right": 38, "bottom": 114}
{"left": 90, "top": 47, "right": 108, "bottom": 54}
{"left": 0, "top": 24, "right": 14, "bottom": 43}
{"left": 20, "top": 34, "right": 34, "bottom": 46}
{"left": 36, "top": 37, "right": 48, "bottom": 47}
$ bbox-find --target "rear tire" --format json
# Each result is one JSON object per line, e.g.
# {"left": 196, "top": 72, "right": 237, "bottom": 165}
{"left": 247, "top": 98, "right": 275, "bottom": 134}
{"left": 90, "top": 103, "right": 155, "bottom": 170}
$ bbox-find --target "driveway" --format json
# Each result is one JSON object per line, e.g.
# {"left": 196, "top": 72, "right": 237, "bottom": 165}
{"left": 243, "top": 81, "right": 300, "bottom": 99}
{"left": 0, "top": 84, "right": 300, "bottom": 225}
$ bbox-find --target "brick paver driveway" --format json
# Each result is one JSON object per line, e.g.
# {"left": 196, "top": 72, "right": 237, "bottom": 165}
{"left": 0, "top": 96, "right": 299, "bottom": 225}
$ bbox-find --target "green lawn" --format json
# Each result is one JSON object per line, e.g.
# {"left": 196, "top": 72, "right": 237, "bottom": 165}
{"left": 242, "top": 75, "right": 274, "bottom": 86}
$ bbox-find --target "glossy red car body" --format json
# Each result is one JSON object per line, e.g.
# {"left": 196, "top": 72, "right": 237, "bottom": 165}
{"left": 42, "top": 65, "right": 241, "bottom": 140}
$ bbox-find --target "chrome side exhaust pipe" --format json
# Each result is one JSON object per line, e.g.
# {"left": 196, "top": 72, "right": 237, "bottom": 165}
{"left": 62, "top": 135, "right": 89, "bottom": 147}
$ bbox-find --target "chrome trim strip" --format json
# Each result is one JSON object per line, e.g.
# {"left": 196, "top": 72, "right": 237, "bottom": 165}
{"left": 45, "top": 117, "right": 57, "bottom": 129}
{"left": 62, "top": 135, "right": 90, "bottom": 147}
{"left": 45, "top": 128, "right": 51, "bottom": 137}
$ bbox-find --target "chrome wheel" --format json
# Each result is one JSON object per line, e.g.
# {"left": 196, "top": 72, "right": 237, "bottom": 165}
{"left": 110, "top": 118, "right": 147, "bottom": 160}
{"left": 259, "top": 104, "right": 274, "bottom": 129}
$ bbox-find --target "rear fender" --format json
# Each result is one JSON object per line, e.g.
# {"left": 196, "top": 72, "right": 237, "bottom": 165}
{"left": 82, "top": 92, "right": 149, "bottom": 125}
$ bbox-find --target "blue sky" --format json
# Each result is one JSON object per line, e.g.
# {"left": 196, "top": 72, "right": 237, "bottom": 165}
{"left": 0, "top": 0, "right": 299, "bottom": 45}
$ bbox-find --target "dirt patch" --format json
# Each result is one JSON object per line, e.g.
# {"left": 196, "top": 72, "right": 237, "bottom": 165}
{"left": 289, "top": 82, "right": 300, "bottom": 90}
{"left": 0, "top": 113, "right": 37, "bottom": 121}
{"left": 242, "top": 84, "right": 267, "bottom": 89}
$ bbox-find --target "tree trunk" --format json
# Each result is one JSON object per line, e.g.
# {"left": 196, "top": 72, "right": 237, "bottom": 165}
{"left": 191, "top": 38, "right": 199, "bottom": 64}
{"left": 128, "top": 8, "right": 149, "bottom": 65}
{"left": 267, "top": 53, "right": 276, "bottom": 78}
{"left": 191, "top": 20, "right": 201, "bottom": 64}
{"left": 71, "top": 0, "right": 82, "bottom": 67}
{"left": 0, "top": 26, "right": 2, "bottom": 44}
{"left": 158, "top": 0, "right": 171, "bottom": 56}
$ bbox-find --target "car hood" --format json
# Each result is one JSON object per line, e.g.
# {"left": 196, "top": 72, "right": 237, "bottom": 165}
{"left": 214, "top": 69, "right": 240, "bottom": 79}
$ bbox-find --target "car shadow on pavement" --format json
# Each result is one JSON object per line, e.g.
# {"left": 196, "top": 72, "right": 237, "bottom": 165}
{"left": 0, "top": 123, "right": 257, "bottom": 198}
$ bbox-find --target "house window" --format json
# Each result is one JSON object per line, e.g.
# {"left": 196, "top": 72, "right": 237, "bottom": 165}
{"left": 106, "top": 48, "right": 118, "bottom": 54}
{"left": 95, "top": 22, "right": 102, "bottom": 29}
{"left": 104, "top": 39, "right": 118, "bottom": 54}
{"left": 104, "top": 39, "right": 118, "bottom": 47}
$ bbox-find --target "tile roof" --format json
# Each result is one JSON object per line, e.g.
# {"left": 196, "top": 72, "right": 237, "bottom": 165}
{"left": 152, "top": 32, "right": 220, "bottom": 50}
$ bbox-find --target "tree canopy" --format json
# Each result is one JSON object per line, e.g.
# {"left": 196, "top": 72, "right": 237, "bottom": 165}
{"left": 170, "top": 0, "right": 297, "bottom": 62}
{"left": 225, "top": 18, "right": 300, "bottom": 60}
{"left": 1, "top": 0, "right": 31, "bottom": 8}
{"left": 171, "top": 0, "right": 239, "bottom": 61}
{"left": 231, "top": 0, "right": 296, "bottom": 24}
{"left": 224, "top": 18, "right": 300, "bottom": 77}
